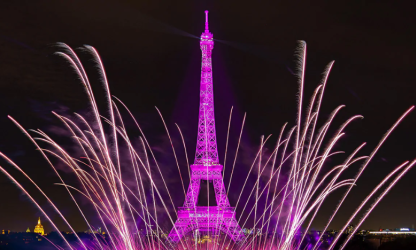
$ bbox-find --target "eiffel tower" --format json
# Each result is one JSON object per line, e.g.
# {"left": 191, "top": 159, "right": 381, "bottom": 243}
{"left": 167, "top": 11, "right": 245, "bottom": 243}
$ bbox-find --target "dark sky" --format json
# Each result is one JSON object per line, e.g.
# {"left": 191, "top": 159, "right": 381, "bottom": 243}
{"left": 1, "top": 0, "right": 416, "bottom": 234}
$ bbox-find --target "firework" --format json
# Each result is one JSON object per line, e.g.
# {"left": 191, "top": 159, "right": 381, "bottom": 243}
{"left": 0, "top": 40, "right": 414, "bottom": 250}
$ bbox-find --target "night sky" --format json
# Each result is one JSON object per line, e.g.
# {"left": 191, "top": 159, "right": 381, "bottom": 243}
{"left": 1, "top": 0, "right": 416, "bottom": 233}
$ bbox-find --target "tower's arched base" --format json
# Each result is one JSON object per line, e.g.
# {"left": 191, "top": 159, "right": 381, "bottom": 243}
{"left": 168, "top": 206, "right": 245, "bottom": 243}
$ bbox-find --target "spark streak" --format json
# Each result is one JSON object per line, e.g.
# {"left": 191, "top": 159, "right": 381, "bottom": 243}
{"left": 0, "top": 40, "right": 413, "bottom": 250}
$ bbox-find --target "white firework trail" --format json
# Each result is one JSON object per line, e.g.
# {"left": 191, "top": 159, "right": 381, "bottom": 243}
{"left": 0, "top": 42, "right": 414, "bottom": 250}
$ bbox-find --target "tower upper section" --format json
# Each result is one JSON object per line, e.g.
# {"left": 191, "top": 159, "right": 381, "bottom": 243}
{"left": 194, "top": 10, "right": 219, "bottom": 166}
{"left": 200, "top": 10, "right": 214, "bottom": 49}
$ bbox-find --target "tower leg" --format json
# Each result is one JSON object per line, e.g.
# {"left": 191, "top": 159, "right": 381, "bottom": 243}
{"left": 213, "top": 178, "right": 230, "bottom": 207}
{"left": 221, "top": 217, "right": 245, "bottom": 242}
{"left": 183, "top": 178, "right": 201, "bottom": 208}
{"left": 168, "top": 218, "right": 196, "bottom": 243}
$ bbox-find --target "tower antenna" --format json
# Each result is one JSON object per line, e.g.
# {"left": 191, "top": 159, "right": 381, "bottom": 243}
{"left": 205, "top": 10, "right": 209, "bottom": 31}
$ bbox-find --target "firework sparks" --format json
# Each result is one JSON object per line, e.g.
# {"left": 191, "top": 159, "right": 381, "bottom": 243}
{"left": 0, "top": 36, "right": 414, "bottom": 250}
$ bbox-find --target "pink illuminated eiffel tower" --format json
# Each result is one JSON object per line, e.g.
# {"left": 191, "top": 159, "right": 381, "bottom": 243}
{"left": 167, "top": 11, "right": 245, "bottom": 243}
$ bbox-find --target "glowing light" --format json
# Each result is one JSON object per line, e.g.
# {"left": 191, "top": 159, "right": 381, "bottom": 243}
{"left": 34, "top": 217, "right": 45, "bottom": 236}
{"left": 369, "top": 231, "right": 416, "bottom": 234}
{"left": 0, "top": 10, "right": 413, "bottom": 250}
{"left": 167, "top": 10, "right": 245, "bottom": 244}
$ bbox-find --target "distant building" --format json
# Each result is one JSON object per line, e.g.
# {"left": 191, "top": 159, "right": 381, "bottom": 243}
{"left": 327, "top": 229, "right": 338, "bottom": 235}
{"left": 367, "top": 227, "right": 416, "bottom": 235}
{"left": 26, "top": 228, "right": 31, "bottom": 233}
{"left": 365, "top": 228, "right": 416, "bottom": 249}
{"left": 346, "top": 225, "right": 355, "bottom": 234}
{"left": 85, "top": 227, "right": 106, "bottom": 235}
{"left": 357, "top": 229, "right": 367, "bottom": 235}
{"left": 33, "top": 217, "right": 44, "bottom": 235}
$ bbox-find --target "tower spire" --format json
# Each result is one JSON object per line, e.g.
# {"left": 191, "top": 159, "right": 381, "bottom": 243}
{"left": 205, "top": 10, "right": 209, "bottom": 32}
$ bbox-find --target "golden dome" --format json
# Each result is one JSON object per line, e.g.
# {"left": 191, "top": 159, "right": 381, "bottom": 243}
{"left": 34, "top": 217, "right": 44, "bottom": 235}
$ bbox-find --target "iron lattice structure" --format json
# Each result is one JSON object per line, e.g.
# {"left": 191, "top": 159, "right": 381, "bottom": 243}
{"left": 168, "top": 11, "right": 245, "bottom": 244}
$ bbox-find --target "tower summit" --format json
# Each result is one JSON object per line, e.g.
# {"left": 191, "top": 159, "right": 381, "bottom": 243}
{"left": 168, "top": 11, "right": 245, "bottom": 244}
{"left": 204, "top": 10, "right": 209, "bottom": 31}
{"left": 195, "top": 10, "right": 218, "bottom": 166}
